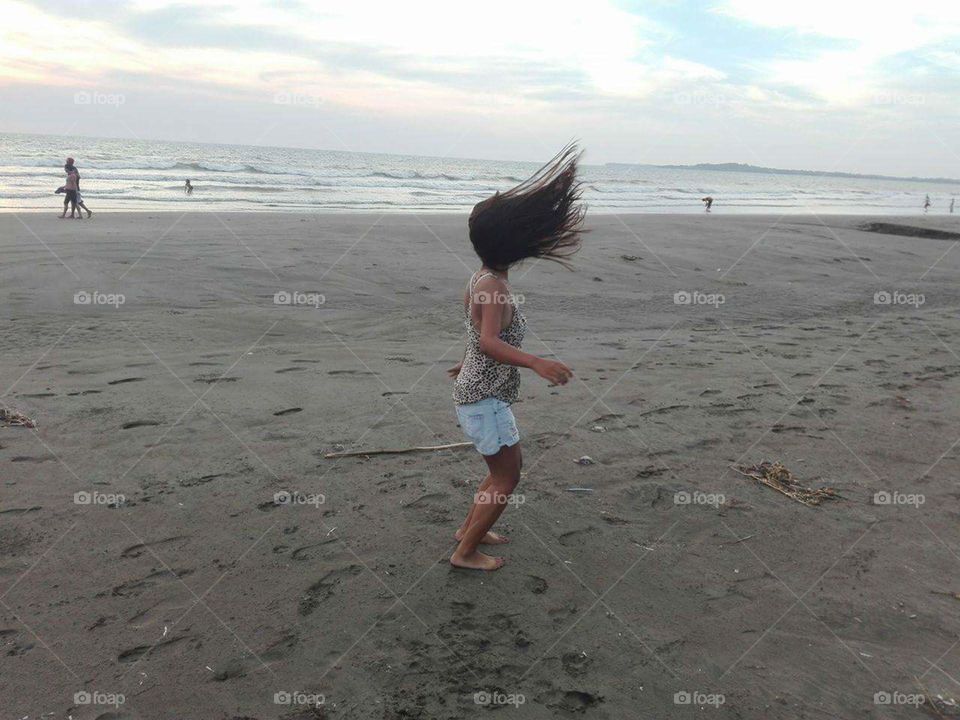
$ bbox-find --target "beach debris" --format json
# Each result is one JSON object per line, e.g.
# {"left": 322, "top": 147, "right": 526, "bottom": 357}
{"left": 732, "top": 461, "right": 840, "bottom": 507}
{"left": 0, "top": 408, "right": 36, "bottom": 428}
{"left": 931, "top": 590, "right": 960, "bottom": 601}
{"left": 621, "top": 254, "right": 640, "bottom": 262}
{"left": 324, "top": 441, "right": 474, "bottom": 459}
{"left": 915, "top": 679, "right": 960, "bottom": 719}
{"left": 567, "top": 487, "right": 594, "bottom": 493}
{"left": 574, "top": 455, "right": 595, "bottom": 465}
{"left": 591, "top": 425, "right": 606, "bottom": 433}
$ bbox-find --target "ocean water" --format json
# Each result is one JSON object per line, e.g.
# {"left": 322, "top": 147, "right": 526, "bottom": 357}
{"left": 1, "top": 132, "right": 957, "bottom": 214}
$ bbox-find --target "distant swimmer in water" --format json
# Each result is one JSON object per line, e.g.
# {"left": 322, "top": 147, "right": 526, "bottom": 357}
{"left": 185, "top": 179, "right": 193, "bottom": 195}
{"left": 924, "top": 195, "right": 931, "bottom": 213}
{"left": 701, "top": 196, "right": 714, "bottom": 212}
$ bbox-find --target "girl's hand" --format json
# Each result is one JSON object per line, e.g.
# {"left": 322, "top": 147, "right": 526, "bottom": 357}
{"left": 447, "top": 362, "right": 463, "bottom": 379}
{"left": 532, "top": 358, "right": 573, "bottom": 386}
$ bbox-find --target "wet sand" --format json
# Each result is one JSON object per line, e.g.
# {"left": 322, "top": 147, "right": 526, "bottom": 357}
{"left": 2, "top": 211, "right": 960, "bottom": 719}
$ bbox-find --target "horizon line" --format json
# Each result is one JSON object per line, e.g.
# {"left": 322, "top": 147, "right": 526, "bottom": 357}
{"left": 2, "top": 129, "right": 958, "bottom": 186}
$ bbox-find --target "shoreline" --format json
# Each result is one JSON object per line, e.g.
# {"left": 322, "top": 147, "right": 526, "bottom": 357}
{"left": 5, "top": 207, "right": 960, "bottom": 217}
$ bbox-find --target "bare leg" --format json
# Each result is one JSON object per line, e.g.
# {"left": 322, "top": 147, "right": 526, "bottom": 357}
{"left": 450, "top": 443, "right": 521, "bottom": 571}
{"left": 455, "top": 473, "right": 508, "bottom": 545}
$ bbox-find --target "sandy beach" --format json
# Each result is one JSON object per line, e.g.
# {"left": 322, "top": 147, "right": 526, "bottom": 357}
{"left": 3, "top": 210, "right": 960, "bottom": 719}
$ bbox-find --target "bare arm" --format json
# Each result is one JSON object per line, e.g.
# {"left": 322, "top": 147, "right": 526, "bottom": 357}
{"left": 475, "top": 277, "right": 573, "bottom": 385}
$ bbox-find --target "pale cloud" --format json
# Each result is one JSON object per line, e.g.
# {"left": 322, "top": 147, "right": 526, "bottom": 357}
{"left": 715, "top": 0, "right": 960, "bottom": 103}
{"left": 0, "top": 0, "right": 957, "bottom": 175}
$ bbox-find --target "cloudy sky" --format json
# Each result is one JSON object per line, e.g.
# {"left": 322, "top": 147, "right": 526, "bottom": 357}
{"left": 1, "top": 0, "right": 958, "bottom": 175}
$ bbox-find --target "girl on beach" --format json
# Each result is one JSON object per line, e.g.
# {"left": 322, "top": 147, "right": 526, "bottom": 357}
{"left": 448, "top": 144, "right": 586, "bottom": 571}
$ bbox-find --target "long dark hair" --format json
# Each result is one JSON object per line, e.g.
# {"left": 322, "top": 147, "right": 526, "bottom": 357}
{"left": 468, "top": 143, "right": 586, "bottom": 270}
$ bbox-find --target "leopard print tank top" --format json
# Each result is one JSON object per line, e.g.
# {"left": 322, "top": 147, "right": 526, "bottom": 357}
{"left": 453, "top": 271, "right": 526, "bottom": 405}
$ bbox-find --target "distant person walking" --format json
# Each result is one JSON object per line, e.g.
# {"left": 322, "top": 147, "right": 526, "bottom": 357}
{"left": 185, "top": 179, "right": 193, "bottom": 195}
{"left": 702, "top": 196, "right": 714, "bottom": 212}
{"left": 924, "top": 194, "right": 931, "bottom": 213}
{"left": 950, "top": 198, "right": 955, "bottom": 214}
{"left": 69, "top": 160, "right": 92, "bottom": 218}
{"left": 59, "top": 162, "right": 81, "bottom": 219}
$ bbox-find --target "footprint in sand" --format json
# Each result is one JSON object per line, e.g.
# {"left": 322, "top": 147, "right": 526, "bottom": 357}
{"left": 402, "top": 492, "right": 452, "bottom": 525}
{"left": 194, "top": 375, "right": 240, "bottom": 384}
{"left": 179, "top": 472, "right": 227, "bottom": 488}
{"left": 121, "top": 536, "right": 189, "bottom": 559}
{"left": 127, "top": 595, "right": 192, "bottom": 629}
{"left": 558, "top": 527, "right": 595, "bottom": 547}
{"left": 273, "top": 407, "right": 303, "bottom": 417}
{"left": 117, "top": 634, "right": 195, "bottom": 663}
{"left": 290, "top": 538, "right": 339, "bottom": 562}
{"left": 121, "top": 420, "right": 161, "bottom": 430}
{"left": 562, "top": 651, "right": 593, "bottom": 676}
{"left": 525, "top": 575, "right": 548, "bottom": 594}
{"left": 531, "top": 431, "right": 571, "bottom": 449}
{"left": 209, "top": 633, "right": 299, "bottom": 681}
{"left": 298, "top": 565, "right": 364, "bottom": 616}
{"left": 639, "top": 404, "right": 689, "bottom": 417}
{"left": 542, "top": 689, "right": 602, "bottom": 713}
{"left": 0, "top": 505, "right": 42, "bottom": 515}
{"left": 112, "top": 567, "right": 194, "bottom": 598}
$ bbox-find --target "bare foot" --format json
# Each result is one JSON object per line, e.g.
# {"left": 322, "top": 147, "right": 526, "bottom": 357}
{"left": 450, "top": 550, "right": 505, "bottom": 571}
{"left": 86, "top": 210, "right": 92, "bottom": 218}
{"left": 455, "top": 529, "right": 509, "bottom": 545}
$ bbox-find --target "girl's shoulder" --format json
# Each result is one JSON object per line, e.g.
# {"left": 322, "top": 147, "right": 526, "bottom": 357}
{"left": 472, "top": 272, "right": 511, "bottom": 298}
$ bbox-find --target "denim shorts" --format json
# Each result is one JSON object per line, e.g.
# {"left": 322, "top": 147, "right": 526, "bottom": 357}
{"left": 455, "top": 397, "right": 520, "bottom": 456}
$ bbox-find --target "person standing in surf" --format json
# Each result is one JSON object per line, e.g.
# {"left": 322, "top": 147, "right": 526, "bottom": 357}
{"left": 448, "top": 144, "right": 586, "bottom": 571}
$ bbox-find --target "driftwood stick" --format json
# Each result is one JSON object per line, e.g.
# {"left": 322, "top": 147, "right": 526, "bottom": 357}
{"left": 730, "top": 465, "right": 827, "bottom": 507}
{"left": 324, "top": 441, "right": 474, "bottom": 459}
{"left": 730, "top": 465, "right": 813, "bottom": 506}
